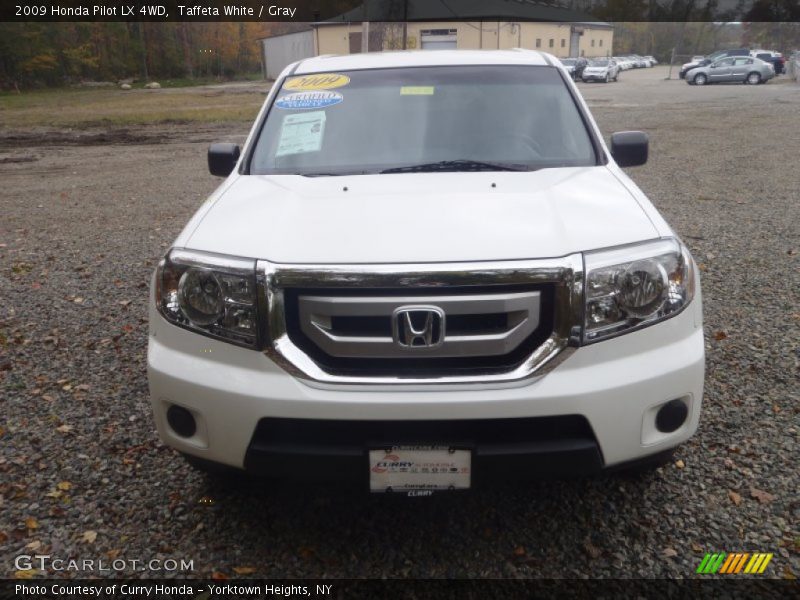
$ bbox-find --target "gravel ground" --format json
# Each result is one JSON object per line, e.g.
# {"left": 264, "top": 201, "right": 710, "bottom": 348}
{"left": 1, "top": 66, "right": 798, "bottom": 580}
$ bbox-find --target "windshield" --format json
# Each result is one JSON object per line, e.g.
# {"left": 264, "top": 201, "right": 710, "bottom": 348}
{"left": 561, "top": 59, "right": 576, "bottom": 65}
{"left": 249, "top": 66, "right": 597, "bottom": 176}
{"left": 588, "top": 60, "right": 609, "bottom": 67}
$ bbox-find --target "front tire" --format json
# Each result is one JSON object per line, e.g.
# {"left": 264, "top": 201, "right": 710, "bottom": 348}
{"left": 693, "top": 73, "right": 707, "bottom": 86}
{"left": 604, "top": 73, "right": 609, "bottom": 83}
{"left": 746, "top": 72, "right": 761, "bottom": 85}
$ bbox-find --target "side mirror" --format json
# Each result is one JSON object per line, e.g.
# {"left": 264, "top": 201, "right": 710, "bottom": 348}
{"left": 610, "top": 131, "right": 648, "bottom": 167}
{"left": 208, "top": 143, "right": 240, "bottom": 177}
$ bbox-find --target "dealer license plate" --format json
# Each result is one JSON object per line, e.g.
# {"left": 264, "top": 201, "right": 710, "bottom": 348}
{"left": 368, "top": 445, "right": 471, "bottom": 495}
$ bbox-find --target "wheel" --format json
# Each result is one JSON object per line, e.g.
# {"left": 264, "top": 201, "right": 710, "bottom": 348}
{"left": 693, "top": 73, "right": 707, "bottom": 86}
{"left": 746, "top": 72, "right": 761, "bottom": 85}
{"left": 614, "top": 71, "right": 619, "bottom": 82}
{"left": 604, "top": 73, "right": 609, "bottom": 83}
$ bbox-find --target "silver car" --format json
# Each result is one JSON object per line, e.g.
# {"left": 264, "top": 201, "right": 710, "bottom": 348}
{"left": 686, "top": 56, "right": 774, "bottom": 85}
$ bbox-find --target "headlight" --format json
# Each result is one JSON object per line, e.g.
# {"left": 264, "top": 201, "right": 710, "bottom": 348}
{"left": 583, "top": 238, "right": 696, "bottom": 343}
{"left": 155, "top": 249, "right": 258, "bottom": 347}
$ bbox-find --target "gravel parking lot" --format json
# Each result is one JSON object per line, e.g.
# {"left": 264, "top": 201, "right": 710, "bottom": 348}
{"left": 1, "top": 65, "right": 798, "bottom": 580}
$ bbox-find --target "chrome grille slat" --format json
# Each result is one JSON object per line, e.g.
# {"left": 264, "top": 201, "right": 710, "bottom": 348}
{"left": 298, "top": 291, "right": 540, "bottom": 359}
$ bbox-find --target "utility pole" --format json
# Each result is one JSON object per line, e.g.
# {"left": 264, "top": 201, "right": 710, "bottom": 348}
{"left": 402, "top": 0, "right": 408, "bottom": 49}
{"left": 362, "top": 22, "right": 370, "bottom": 52}
{"left": 361, "top": 0, "right": 369, "bottom": 53}
{"left": 138, "top": 23, "right": 149, "bottom": 81}
{"left": 666, "top": 22, "right": 688, "bottom": 80}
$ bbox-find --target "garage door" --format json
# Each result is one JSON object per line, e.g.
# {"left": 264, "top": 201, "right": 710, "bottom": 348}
{"left": 421, "top": 37, "right": 457, "bottom": 50}
{"left": 421, "top": 29, "right": 457, "bottom": 51}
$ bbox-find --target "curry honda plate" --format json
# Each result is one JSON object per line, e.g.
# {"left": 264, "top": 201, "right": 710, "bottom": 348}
{"left": 368, "top": 445, "right": 472, "bottom": 494}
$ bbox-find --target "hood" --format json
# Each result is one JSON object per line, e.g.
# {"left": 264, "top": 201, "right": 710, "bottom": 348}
{"left": 184, "top": 167, "right": 658, "bottom": 264}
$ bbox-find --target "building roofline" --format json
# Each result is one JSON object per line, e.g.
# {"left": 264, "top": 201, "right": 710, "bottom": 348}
{"left": 256, "top": 27, "right": 314, "bottom": 41}
{"left": 311, "top": 20, "right": 614, "bottom": 29}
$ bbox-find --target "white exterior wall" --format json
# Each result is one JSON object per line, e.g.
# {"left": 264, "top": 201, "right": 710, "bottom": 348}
{"left": 262, "top": 30, "right": 315, "bottom": 80}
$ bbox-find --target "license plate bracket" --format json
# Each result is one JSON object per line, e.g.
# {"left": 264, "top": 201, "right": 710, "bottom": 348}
{"left": 368, "top": 445, "right": 471, "bottom": 495}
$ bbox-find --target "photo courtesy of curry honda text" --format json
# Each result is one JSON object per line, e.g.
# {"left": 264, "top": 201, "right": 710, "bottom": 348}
{"left": 147, "top": 50, "right": 704, "bottom": 496}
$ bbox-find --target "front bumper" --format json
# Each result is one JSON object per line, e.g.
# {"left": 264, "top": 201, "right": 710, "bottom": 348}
{"left": 582, "top": 73, "right": 609, "bottom": 81}
{"left": 148, "top": 289, "right": 704, "bottom": 480}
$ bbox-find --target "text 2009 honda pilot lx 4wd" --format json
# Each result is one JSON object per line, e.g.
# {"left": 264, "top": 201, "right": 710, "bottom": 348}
{"left": 148, "top": 50, "right": 704, "bottom": 494}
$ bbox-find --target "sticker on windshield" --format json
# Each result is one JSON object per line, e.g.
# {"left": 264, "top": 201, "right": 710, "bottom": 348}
{"left": 284, "top": 73, "right": 350, "bottom": 91}
{"left": 276, "top": 111, "right": 326, "bottom": 157}
{"left": 400, "top": 86, "right": 434, "bottom": 95}
{"left": 275, "top": 91, "right": 343, "bottom": 110}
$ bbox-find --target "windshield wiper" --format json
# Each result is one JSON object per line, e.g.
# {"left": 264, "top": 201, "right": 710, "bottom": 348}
{"left": 380, "top": 159, "right": 531, "bottom": 174}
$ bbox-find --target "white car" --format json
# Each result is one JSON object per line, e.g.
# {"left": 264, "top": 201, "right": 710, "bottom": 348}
{"left": 582, "top": 58, "right": 620, "bottom": 82}
{"left": 612, "top": 56, "right": 631, "bottom": 70}
{"left": 148, "top": 50, "right": 704, "bottom": 494}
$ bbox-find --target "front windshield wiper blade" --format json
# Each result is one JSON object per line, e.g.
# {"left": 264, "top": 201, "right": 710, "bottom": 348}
{"left": 380, "top": 160, "right": 531, "bottom": 174}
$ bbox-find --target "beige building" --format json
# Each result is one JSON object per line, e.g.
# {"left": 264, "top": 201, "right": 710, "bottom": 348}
{"left": 314, "top": 21, "right": 613, "bottom": 59}
{"left": 259, "top": 3, "right": 614, "bottom": 80}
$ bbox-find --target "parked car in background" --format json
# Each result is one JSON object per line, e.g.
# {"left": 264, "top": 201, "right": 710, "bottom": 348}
{"left": 612, "top": 56, "right": 631, "bottom": 70}
{"left": 685, "top": 56, "right": 774, "bottom": 85}
{"left": 559, "top": 57, "right": 588, "bottom": 80}
{"left": 680, "top": 58, "right": 711, "bottom": 79}
{"left": 582, "top": 58, "right": 620, "bottom": 82}
{"left": 643, "top": 56, "right": 658, "bottom": 66}
{"left": 750, "top": 50, "right": 785, "bottom": 75}
{"left": 680, "top": 48, "right": 752, "bottom": 79}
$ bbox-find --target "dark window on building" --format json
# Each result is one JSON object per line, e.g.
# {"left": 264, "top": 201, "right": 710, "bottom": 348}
{"left": 549, "top": 39, "right": 554, "bottom": 48}
{"left": 561, "top": 39, "right": 566, "bottom": 48}
{"left": 536, "top": 38, "right": 541, "bottom": 48}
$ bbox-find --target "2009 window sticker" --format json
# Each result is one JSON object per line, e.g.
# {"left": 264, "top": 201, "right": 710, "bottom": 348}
{"left": 283, "top": 73, "right": 350, "bottom": 91}
{"left": 276, "top": 111, "right": 326, "bottom": 157}
{"left": 275, "top": 91, "right": 343, "bottom": 110}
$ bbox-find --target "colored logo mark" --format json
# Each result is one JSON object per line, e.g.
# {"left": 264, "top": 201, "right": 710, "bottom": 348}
{"left": 275, "top": 91, "right": 343, "bottom": 110}
{"left": 696, "top": 552, "right": 773, "bottom": 574}
{"left": 284, "top": 73, "right": 350, "bottom": 91}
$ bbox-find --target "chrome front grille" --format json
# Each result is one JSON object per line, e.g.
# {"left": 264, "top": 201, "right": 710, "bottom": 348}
{"left": 297, "top": 290, "right": 541, "bottom": 359}
{"left": 257, "top": 256, "right": 584, "bottom": 386}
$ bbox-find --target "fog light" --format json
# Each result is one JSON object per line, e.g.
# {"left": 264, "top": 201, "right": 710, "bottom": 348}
{"left": 167, "top": 405, "right": 196, "bottom": 438}
{"left": 655, "top": 399, "right": 688, "bottom": 433}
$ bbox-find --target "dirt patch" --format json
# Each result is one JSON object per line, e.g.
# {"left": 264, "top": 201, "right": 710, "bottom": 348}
{"left": 0, "top": 127, "right": 167, "bottom": 148}
{"left": 0, "top": 155, "right": 38, "bottom": 163}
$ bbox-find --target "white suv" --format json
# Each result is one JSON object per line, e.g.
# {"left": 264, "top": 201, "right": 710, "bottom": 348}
{"left": 148, "top": 50, "right": 704, "bottom": 495}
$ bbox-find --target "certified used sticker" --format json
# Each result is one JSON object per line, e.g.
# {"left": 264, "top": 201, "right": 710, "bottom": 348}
{"left": 275, "top": 91, "right": 343, "bottom": 110}
{"left": 283, "top": 73, "right": 350, "bottom": 91}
